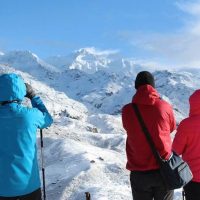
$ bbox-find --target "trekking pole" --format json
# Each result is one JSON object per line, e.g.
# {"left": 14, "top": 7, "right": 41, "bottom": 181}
{"left": 40, "top": 129, "right": 46, "bottom": 200}
{"left": 85, "top": 192, "right": 91, "bottom": 200}
{"left": 182, "top": 190, "right": 185, "bottom": 200}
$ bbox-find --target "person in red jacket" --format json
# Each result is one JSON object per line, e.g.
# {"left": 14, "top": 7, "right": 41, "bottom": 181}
{"left": 173, "top": 89, "right": 200, "bottom": 200}
{"left": 122, "top": 71, "right": 176, "bottom": 200}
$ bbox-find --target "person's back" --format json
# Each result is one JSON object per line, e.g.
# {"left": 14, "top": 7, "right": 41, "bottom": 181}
{"left": 0, "top": 73, "right": 53, "bottom": 199}
{"left": 173, "top": 89, "right": 200, "bottom": 200}
{"left": 122, "top": 71, "right": 176, "bottom": 200}
{"left": 123, "top": 85, "right": 175, "bottom": 171}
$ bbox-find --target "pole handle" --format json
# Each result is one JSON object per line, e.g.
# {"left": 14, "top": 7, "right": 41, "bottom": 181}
{"left": 40, "top": 129, "right": 44, "bottom": 147}
{"left": 85, "top": 192, "right": 91, "bottom": 200}
{"left": 182, "top": 190, "right": 185, "bottom": 200}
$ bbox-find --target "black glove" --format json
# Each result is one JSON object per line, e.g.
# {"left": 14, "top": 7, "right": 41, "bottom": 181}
{"left": 25, "top": 83, "right": 36, "bottom": 99}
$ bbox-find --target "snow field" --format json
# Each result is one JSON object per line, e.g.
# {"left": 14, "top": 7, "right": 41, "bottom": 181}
{"left": 1, "top": 48, "right": 200, "bottom": 199}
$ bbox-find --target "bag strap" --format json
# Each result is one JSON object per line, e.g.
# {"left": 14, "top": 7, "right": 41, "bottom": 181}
{"left": 132, "top": 103, "right": 163, "bottom": 165}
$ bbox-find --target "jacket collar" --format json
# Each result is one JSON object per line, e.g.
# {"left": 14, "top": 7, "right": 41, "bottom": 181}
{"left": 189, "top": 90, "right": 200, "bottom": 116}
{"left": 132, "top": 84, "right": 160, "bottom": 105}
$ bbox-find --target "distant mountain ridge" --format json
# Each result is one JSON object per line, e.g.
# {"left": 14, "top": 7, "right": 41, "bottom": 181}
{"left": 0, "top": 48, "right": 200, "bottom": 121}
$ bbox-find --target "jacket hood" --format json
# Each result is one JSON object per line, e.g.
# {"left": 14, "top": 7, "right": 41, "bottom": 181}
{"left": 0, "top": 73, "right": 26, "bottom": 102}
{"left": 189, "top": 89, "right": 200, "bottom": 116}
{"left": 132, "top": 84, "right": 160, "bottom": 105}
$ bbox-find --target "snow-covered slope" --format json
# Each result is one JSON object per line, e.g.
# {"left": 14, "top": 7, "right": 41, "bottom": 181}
{"left": 0, "top": 48, "right": 199, "bottom": 200}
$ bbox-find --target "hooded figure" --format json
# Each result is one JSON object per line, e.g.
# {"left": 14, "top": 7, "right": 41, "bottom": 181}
{"left": 173, "top": 89, "right": 200, "bottom": 200}
{"left": 0, "top": 73, "right": 53, "bottom": 199}
{"left": 122, "top": 71, "right": 176, "bottom": 200}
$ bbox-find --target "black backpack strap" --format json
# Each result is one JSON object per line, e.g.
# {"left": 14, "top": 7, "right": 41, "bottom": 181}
{"left": 132, "top": 103, "right": 162, "bottom": 165}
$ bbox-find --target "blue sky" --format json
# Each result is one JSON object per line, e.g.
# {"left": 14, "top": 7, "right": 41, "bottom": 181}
{"left": 0, "top": 0, "right": 200, "bottom": 66}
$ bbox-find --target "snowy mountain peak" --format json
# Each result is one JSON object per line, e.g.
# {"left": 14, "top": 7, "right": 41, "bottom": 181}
{"left": 46, "top": 47, "right": 150, "bottom": 74}
{"left": 69, "top": 48, "right": 112, "bottom": 73}
{"left": 65, "top": 48, "right": 158, "bottom": 74}
{"left": 45, "top": 47, "right": 120, "bottom": 73}
{"left": 2, "top": 50, "right": 38, "bottom": 61}
{"left": 0, "top": 50, "right": 59, "bottom": 73}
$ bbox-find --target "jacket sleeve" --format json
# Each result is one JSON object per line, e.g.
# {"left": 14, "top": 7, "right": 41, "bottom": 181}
{"left": 172, "top": 121, "right": 187, "bottom": 155}
{"left": 31, "top": 96, "right": 53, "bottom": 129}
{"left": 152, "top": 105, "right": 176, "bottom": 159}
{"left": 122, "top": 106, "right": 127, "bottom": 131}
{"left": 122, "top": 105, "right": 131, "bottom": 132}
{"left": 169, "top": 106, "right": 176, "bottom": 133}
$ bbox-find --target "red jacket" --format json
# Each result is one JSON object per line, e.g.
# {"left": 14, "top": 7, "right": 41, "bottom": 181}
{"left": 122, "top": 85, "right": 176, "bottom": 171}
{"left": 173, "top": 89, "right": 200, "bottom": 182}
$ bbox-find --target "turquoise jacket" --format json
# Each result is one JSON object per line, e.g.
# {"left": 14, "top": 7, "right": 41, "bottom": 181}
{"left": 0, "top": 73, "right": 53, "bottom": 197}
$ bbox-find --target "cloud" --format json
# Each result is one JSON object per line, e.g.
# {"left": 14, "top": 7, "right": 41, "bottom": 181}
{"left": 77, "top": 47, "right": 120, "bottom": 56}
{"left": 120, "top": 0, "right": 200, "bottom": 67}
{"left": 176, "top": 0, "right": 200, "bottom": 16}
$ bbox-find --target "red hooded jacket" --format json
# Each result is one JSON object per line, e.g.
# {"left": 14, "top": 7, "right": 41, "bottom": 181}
{"left": 122, "top": 85, "right": 176, "bottom": 171}
{"left": 173, "top": 89, "right": 200, "bottom": 182}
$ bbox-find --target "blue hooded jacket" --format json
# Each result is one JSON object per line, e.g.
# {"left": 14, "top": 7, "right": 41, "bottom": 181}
{"left": 0, "top": 73, "right": 53, "bottom": 197}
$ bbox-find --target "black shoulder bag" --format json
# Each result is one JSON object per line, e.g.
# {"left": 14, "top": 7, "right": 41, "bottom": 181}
{"left": 132, "top": 103, "right": 193, "bottom": 190}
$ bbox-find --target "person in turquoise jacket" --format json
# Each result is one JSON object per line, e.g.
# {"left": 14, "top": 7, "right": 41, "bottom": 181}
{"left": 0, "top": 73, "right": 53, "bottom": 200}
